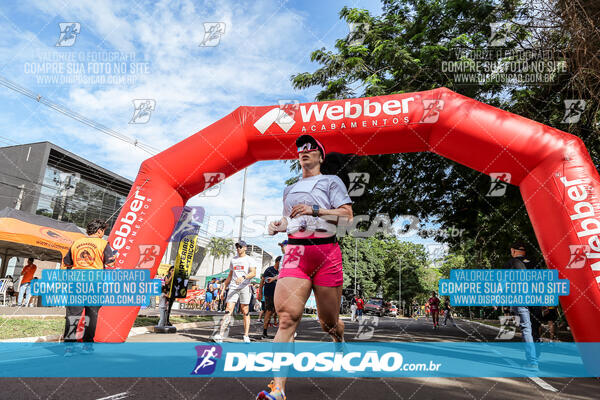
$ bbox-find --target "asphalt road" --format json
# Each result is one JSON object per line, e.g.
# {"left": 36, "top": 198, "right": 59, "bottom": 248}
{"left": 2, "top": 316, "right": 599, "bottom": 399}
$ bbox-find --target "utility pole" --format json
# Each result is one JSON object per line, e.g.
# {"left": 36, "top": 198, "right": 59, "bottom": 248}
{"left": 238, "top": 168, "right": 248, "bottom": 241}
{"left": 398, "top": 258, "right": 402, "bottom": 316}
{"left": 354, "top": 238, "right": 358, "bottom": 295}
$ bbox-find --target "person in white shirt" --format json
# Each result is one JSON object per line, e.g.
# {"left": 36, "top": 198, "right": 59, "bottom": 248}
{"left": 212, "top": 240, "right": 257, "bottom": 343}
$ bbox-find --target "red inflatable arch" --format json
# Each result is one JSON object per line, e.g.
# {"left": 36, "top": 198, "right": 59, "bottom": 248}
{"left": 98, "top": 87, "right": 600, "bottom": 343}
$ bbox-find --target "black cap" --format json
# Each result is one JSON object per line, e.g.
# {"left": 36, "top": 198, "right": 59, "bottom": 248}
{"left": 296, "top": 134, "right": 326, "bottom": 159}
{"left": 236, "top": 240, "right": 247, "bottom": 247}
{"left": 275, "top": 256, "right": 282, "bottom": 263}
{"left": 511, "top": 241, "right": 526, "bottom": 251}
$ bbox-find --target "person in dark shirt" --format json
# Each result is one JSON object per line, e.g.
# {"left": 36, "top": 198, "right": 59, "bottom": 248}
{"left": 62, "top": 219, "right": 115, "bottom": 356}
{"left": 259, "top": 256, "right": 281, "bottom": 339}
{"left": 443, "top": 298, "right": 456, "bottom": 327}
{"left": 504, "top": 241, "right": 539, "bottom": 369}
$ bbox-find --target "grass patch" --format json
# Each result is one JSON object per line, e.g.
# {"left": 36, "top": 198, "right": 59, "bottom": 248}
{"left": 0, "top": 318, "right": 64, "bottom": 339}
{"left": 0, "top": 314, "right": 255, "bottom": 339}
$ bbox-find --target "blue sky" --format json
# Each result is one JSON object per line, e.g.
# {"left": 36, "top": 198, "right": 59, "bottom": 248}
{"left": 0, "top": 0, "right": 444, "bottom": 258}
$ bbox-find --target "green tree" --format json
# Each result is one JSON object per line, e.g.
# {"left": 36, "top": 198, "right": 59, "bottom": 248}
{"left": 292, "top": 0, "right": 599, "bottom": 267}
{"left": 207, "top": 237, "right": 221, "bottom": 276}
{"left": 207, "top": 237, "right": 235, "bottom": 275}
{"left": 219, "top": 238, "right": 235, "bottom": 269}
{"left": 340, "top": 235, "right": 429, "bottom": 306}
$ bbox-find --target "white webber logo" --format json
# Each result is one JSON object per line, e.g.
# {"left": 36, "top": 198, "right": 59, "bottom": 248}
{"left": 254, "top": 98, "right": 415, "bottom": 134}
{"left": 254, "top": 108, "right": 296, "bottom": 134}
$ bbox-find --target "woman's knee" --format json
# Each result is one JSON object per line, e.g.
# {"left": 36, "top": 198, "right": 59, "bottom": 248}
{"left": 320, "top": 318, "right": 341, "bottom": 333}
{"left": 277, "top": 310, "right": 301, "bottom": 329}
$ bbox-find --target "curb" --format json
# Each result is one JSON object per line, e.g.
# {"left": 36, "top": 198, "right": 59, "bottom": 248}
{"left": 0, "top": 315, "right": 64, "bottom": 319}
{"left": 1, "top": 334, "right": 62, "bottom": 343}
{"left": 0, "top": 321, "right": 210, "bottom": 343}
{"left": 457, "top": 318, "right": 502, "bottom": 332}
{"left": 127, "top": 321, "right": 207, "bottom": 337}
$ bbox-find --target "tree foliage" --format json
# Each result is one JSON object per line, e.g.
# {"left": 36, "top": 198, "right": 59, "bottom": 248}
{"left": 291, "top": 0, "right": 599, "bottom": 269}
{"left": 207, "top": 237, "right": 234, "bottom": 275}
{"left": 339, "top": 235, "right": 429, "bottom": 304}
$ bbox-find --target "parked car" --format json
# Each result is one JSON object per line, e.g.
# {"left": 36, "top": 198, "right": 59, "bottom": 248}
{"left": 387, "top": 304, "right": 398, "bottom": 317}
{"left": 364, "top": 298, "right": 386, "bottom": 317}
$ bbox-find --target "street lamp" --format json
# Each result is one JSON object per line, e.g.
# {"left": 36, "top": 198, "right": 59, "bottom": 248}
{"left": 354, "top": 238, "right": 357, "bottom": 295}
{"left": 238, "top": 168, "right": 248, "bottom": 241}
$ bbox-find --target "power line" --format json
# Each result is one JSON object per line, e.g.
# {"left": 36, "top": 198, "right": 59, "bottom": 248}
{"left": 0, "top": 75, "right": 160, "bottom": 155}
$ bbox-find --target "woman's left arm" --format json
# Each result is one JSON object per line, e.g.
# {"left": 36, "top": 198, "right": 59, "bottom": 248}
{"left": 289, "top": 203, "right": 353, "bottom": 222}
{"left": 318, "top": 204, "right": 353, "bottom": 221}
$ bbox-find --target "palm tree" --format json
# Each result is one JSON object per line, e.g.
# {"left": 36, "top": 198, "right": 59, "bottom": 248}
{"left": 218, "top": 238, "right": 235, "bottom": 271}
{"left": 207, "top": 237, "right": 221, "bottom": 276}
{"left": 207, "top": 237, "right": 235, "bottom": 276}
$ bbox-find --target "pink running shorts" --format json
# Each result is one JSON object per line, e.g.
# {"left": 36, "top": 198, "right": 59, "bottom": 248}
{"left": 278, "top": 236, "right": 343, "bottom": 287}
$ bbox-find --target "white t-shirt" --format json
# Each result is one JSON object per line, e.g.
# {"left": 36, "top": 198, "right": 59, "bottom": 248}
{"left": 228, "top": 255, "right": 258, "bottom": 291}
{"left": 283, "top": 174, "right": 352, "bottom": 234}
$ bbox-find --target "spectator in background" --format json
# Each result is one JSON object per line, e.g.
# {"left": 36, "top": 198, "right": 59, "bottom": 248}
{"left": 218, "top": 278, "right": 227, "bottom": 312}
{"left": 62, "top": 219, "right": 115, "bottom": 356}
{"left": 278, "top": 240, "right": 288, "bottom": 257}
{"left": 350, "top": 296, "right": 357, "bottom": 322}
{"left": 158, "top": 266, "right": 174, "bottom": 327}
{"left": 27, "top": 277, "right": 40, "bottom": 307}
{"left": 205, "top": 279, "right": 215, "bottom": 311}
{"left": 5, "top": 276, "right": 15, "bottom": 305}
{"left": 17, "top": 258, "right": 37, "bottom": 307}
{"left": 542, "top": 305, "right": 559, "bottom": 342}
{"left": 249, "top": 283, "right": 257, "bottom": 312}
{"left": 355, "top": 295, "right": 364, "bottom": 320}
{"left": 260, "top": 256, "right": 281, "bottom": 339}
{"left": 505, "top": 241, "right": 538, "bottom": 369}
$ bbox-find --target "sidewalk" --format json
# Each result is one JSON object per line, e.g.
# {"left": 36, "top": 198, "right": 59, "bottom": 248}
{"left": 0, "top": 305, "right": 231, "bottom": 318}
{"left": 0, "top": 306, "right": 65, "bottom": 318}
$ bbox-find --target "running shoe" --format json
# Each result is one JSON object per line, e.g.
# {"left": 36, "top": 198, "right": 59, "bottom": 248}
{"left": 523, "top": 363, "right": 539, "bottom": 371}
{"left": 243, "top": 335, "right": 251, "bottom": 343}
{"left": 63, "top": 346, "right": 76, "bottom": 357}
{"left": 81, "top": 344, "right": 94, "bottom": 355}
{"left": 256, "top": 380, "right": 286, "bottom": 400}
{"left": 212, "top": 334, "right": 223, "bottom": 343}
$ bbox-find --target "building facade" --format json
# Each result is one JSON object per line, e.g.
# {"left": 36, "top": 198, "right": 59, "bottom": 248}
{"left": 0, "top": 142, "right": 275, "bottom": 288}
{"left": 0, "top": 141, "right": 132, "bottom": 233}
{"left": 0, "top": 141, "right": 132, "bottom": 279}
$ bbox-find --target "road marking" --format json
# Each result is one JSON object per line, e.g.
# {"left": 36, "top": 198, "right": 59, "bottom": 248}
{"left": 529, "top": 377, "right": 558, "bottom": 392}
{"left": 96, "top": 392, "right": 130, "bottom": 400}
{"left": 456, "top": 320, "right": 559, "bottom": 392}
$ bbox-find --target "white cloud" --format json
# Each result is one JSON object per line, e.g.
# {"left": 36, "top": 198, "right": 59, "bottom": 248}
{"left": 0, "top": 0, "right": 376, "bottom": 257}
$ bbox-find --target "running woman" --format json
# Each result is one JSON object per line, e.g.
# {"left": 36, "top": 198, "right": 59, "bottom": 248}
{"left": 256, "top": 135, "right": 353, "bottom": 400}
{"left": 212, "top": 240, "right": 257, "bottom": 343}
{"left": 428, "top": 291, "right": 440, "bottom": 329}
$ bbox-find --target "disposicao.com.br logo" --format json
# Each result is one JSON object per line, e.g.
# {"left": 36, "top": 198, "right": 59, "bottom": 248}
{"left": 190, "top": 346, "right": 441, "bottom": 376}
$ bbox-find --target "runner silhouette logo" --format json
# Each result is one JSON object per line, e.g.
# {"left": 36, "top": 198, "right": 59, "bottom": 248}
{"left": 191, "top": 345, "right": 222, "bottom": 375}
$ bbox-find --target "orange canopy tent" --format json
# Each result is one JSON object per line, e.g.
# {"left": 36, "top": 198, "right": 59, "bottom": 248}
{"left": 0, "top": 208, "right": 85, "bottom": 275}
